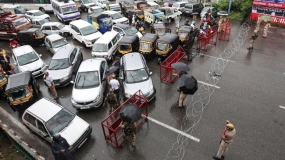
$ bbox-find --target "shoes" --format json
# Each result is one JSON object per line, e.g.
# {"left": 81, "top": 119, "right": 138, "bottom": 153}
{"left": 213, "top": 156, "right": 221, "bottom": 160}
{"left": 54, "top": 97, "right": 59, "bottom": 100}
{"left": 176, "top": 106, "right": 183, "bottom": 108}
{"left": 131, "top": 143, "right": 135, "bottom": 147}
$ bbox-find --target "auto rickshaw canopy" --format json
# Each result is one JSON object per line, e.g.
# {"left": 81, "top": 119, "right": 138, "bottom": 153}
{"left": 5, "top": 71, "right": 32, "bottom": 91}
{"left": 141, "top": 33, "right": 158, "bottom": 43}
{"left": 118, "top": 35, "right": 139, "bottom": 45}
{"left": 157, "top": 33, "right": 179, "bottom": 44}
{"left": 179, "top": 25, "right": 193, "bottom": 32}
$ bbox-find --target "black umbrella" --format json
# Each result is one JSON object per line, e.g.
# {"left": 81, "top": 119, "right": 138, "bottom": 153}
{"left": 171, "top": 62, "right": 190, "bottom": 72}
{"left": 107, "top": 66, "right": 119, "bottom": 75}
{"left": 119, "top": 103, "right": 142, "bottom": 123}
{"left": 178, "top": 74, "right": 198, "bottom": 95}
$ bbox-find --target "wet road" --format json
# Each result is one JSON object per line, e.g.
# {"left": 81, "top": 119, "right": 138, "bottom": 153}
{"left": 1, "top": 12, "right": 285, "bottom": 160}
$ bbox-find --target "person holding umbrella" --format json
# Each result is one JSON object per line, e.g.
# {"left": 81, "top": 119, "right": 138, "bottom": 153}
{"left": 119, "top": 121, "right": 137, "bottom": 147}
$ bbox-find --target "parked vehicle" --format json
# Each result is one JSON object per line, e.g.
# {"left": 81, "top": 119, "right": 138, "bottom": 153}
{"left": 118, "top": 35, "right": 139, "bottom": 55}
{"left": 51, "top": 0, "right": 81, "bottom": 23}
{"left": 88, "top": 6, "right": 104, "bottom": 14}
{"left": 12, "top": 45, "right": 48, "bottom": 77}
{"left": 183, "top": 3, "right": 204, "bottom": 16}
{"left": 44, "top": 34, "right": 71, "bottom": 54}
{"left": 109, "top": 4, "right": 121, "bottom": 13}
{"left": 156, "top": 33, "right": 179, "bottom": 64}
{"left": 22, "top": 98, "right": 92, "bottom": 152}
{"left": 139, "top": 33, "right": 158, "bottom": 59}
{"left": 128, "top": 9, "right": 144, "bottom": 21}
{"left": 18, "top": 28, "right": 46, "bottom": 46}
{"left": 164, "top": 0, "right": 181, "bottom": 7}
{"left": 119, "top": 52, "right": 156, "bottom": 101}
{"left": 134, "top": 1, "right": 147, "bottom": 10}
{"left": 0, "top": 72, "right": 8, "bottom": 97}
{"left": 25, "top": 10, "right": 50, "bottom": 21}
{"left": 119, "top": 1, "right": 133, "bottom": 16}
{"left": 200, "top": 6, "right": 218, "bottom": 18}
{"left": 46, "top": 45, "right": 83, "bottom": 87}
{"left": 146, "top": 1, "right": 159, "bottom": 10}
{"left": 150, "top": 23, "right": 171, "bottom": 37}
{"left": 101, "top": 11, "right": 129, "bottom": 24}
{"left": 31, "top": 18, "right": 50, "bottom": 28}
{"left": 178, "top": 25, "right": 199, "bottom": 45}
{"left": 70, "top": 19, "right": 102, "bottom": 47}
{"left": 172, "top": 2, "right": 188, "bottom": 13}
{"left": 91, "top": 31, "right": 122, "bottom": 61}
{"left": 112, "top": 23, "right": 142, "bottom": 39}
{"left": 40, "top": 22, "right": 70, "bottom": 37}
{"left": 5, "top": 71, "right": 40, "bottom": 112}
{"left": 86, "top": 13, "right": 112, "bottom": 34}
{"left": 95, "top": 0, "right": 110, "bottom": 9}
{"left": 77, "top": 0, "right": 96, "bottom": 12}
{"left": 1, "top": 4, "right": 26, "bottom": 14}
{"left": 71, "top": 58, "right": 107, "bottom": 110}
{"left": 160, "top": 7, "right": 182, "bottom": 23}
{"left": 144, "top": 10, "right": 165, "bottom": 25}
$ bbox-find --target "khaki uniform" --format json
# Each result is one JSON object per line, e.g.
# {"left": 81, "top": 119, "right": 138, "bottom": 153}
{"left": 256, "top": 18, "right": 262, "bottom": 31}
{"left": 122, "top": 122, "right": 137, "bottom": 146}
{"left": 105, "top": 92, "right": 118, "bottom": 114}
{"left": 248, "top": 33, "right": 258, "bottom": 49}
{"left": 263, "top": 23, "right": 271, "bottom": 38}
{"left": 216, "top": 128, "right": 236, "bottom": 159}
{"left": 50, "top": 84, "right": 58, "bottom": 98}
{"left": 179, "top": 92, "right": 188, "bottom": 107}
{"left": 218, "top": 17, "right": 224, "bottom": 32}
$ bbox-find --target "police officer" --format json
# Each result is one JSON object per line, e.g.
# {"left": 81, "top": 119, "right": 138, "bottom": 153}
{"left": 120, "top": 121, "right": 137, "bottom": 147}
{"left": 184, "top": 19, "right": 190, "bottom": 26}
{"left": 256, "top": 15, "right": 262, "bottom": 31}
{"left": 103, "top": 89, "right": 119, "bottom": 114}
{"left": 263, "top": 22, "right": 271, "bottom": 38}
{"left": 247, "top": 30, "right": 258, "bottom": 50}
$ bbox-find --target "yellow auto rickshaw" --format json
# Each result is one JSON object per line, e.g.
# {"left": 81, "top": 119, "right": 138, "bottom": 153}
{"left": 156, "top": 33, "right": 179, "bottom": 64}
{"left": 150, "top": 23, "right": 171, "bottom": 38}
{"left": 118, "top": 35, "right": 140, "bottom": 55}
{"left": 139, "top": 33, "right": 158, "bottom": 60}
{"left": 0, "top": 72, "right": 7, "bottom": 97}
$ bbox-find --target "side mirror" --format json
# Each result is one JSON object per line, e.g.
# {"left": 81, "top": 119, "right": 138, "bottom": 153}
{"left": 39, "top": 54, "right": 42, "bottom": 57}
{"left": 118, "top": 77, "right": 123, "bottom": 80}
{"left": 70, "top": 81, "right": 74, "bottom": 84}
{"left": 72, "top": 62, "right": 75, "bottom": 65}
{"left": 149, "top": 72, "right": 152, "bottom": 75}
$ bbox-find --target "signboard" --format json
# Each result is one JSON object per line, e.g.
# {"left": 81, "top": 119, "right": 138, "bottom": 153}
{"left": 254, "top": 0, "right": 285, "bottom": 3}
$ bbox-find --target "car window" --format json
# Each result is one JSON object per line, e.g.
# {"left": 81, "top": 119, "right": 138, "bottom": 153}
{"left": 52, "top": 26, "right": 59, "bottom": 30}
{"left": 37, "top": 120, "right": 48, "bottom": 134}
{"left": 43, "top": 26, "right": 51, "bottom": 30}
{"left": 70, "top": 48, "right": 77, "bottom": 63}
{"left": 108, "top": 42, "right": 112, "bottom": 49}
{"left": 111, "top": 36, "right": 118, "bottom": 44}
{"left": 24, "top": 113, "right": 37, "bottom": 127}
{"left": 36, "top": 21, "right": 40, "bottom": 25}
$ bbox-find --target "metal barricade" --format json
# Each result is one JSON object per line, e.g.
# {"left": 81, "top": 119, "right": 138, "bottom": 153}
{"left": 219, "top": 20, "right": 232, "bottom": 41}
{"left": 196, "top": 26, "right": 218, "bottom": 51}
{"left": 101, "top": 90, "right": 148, "bottom": 149}
{"left": 160, "top": 46, "right": 187, "bottom": 84}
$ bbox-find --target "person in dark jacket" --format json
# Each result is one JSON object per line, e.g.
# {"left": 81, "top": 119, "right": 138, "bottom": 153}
{"left": 51, "top": 133, "right": 74, "bottom": 160}
{"left": 178, "top": 71, "right": 188, "bottom": 108}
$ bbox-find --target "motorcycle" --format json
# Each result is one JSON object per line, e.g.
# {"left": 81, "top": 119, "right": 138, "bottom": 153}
{"left": 136, "top": 20, "right": 145, "bottom": 35}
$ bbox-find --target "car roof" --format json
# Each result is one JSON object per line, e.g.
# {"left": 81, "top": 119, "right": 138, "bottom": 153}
{"left": 179, "top": 25, "right": 192, "bottom": 32}
{"left": 114, "top": 23, "right": 131, "bottom": 30}
{"left": 26, "top": 98, "right": 63, "bottom": 122}
{"left": 53, "top": 45, "right": 75, "bottom": 59}
{"left": 147, "top": 2, "right": 158, "bottom": 5}
{"left": 118, "top": 35, "right": 138, "bottom": 44}
{"left": 140, "top": 33, "right": 158, "bottom": 42}
{"left": 91, "top": 6, "right": 102, "bottom": 9}
{"left": 27, "top": 10, "right": 40, "bottom": 13}
{"left": 185, "top": 2, "right": 200, "bottom": 5}
{"left": 95, "top": 31, "right": 118, "bottom": 43}
{"left": 123, "top": 52, "right": 144, "bottom": 70}
{"left": 5, "top": 71, "right": 32, "bottom": 91}
{"left": 42, "top": 22, "right": 60, "bottom": 26}
{"left": 174, "top": 2, "right": 188, "bottom": 4}
{"left": 102, "top": 10, "right": 118, "bottom": 14}
{"left": 70, "top": 19, "right": 90, "bottom": 28}
{"left": 157, "top": 33, "right": 178, "bottom": 43}
{"left": 12, "top": 45, "right": 35, "bottom": 56}
{"left": 46, "top": 34, "right": 64, "bottom": 41}
{"left": 109, "top": 4, "right": 119, "bottom": 6}
{"left": 153, "top": 23, "right": 165, "bottom": 28}
{"left": 78, "top": 58, "right": 105, "bottom": 72}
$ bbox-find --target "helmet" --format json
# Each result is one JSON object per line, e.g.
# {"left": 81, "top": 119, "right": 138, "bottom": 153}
{"left": 254, "top": 30, "right": 258, "bottom": 34}
{"left": 226, "top": 123, "right": 234, "bottom": 129}
{"left": 191, "top": 21, "right": 195, "bottom": 25}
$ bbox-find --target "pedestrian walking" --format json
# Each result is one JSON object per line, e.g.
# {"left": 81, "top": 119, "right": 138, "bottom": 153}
{"left": 218, "top": 16, "right": 224, "bottom": 33}
{"left": 177, "top": 71, "right": 188, "bottom": 108}
{"left": 119, "top": 121, "right": 137, "bottom": 147}
{"left": 128, "top": 14, "right": 132, "bottom": 25}
{"left": 174, "top": 15, "right": 180, "bottom": 32}
{"left": 44, "top": 72, "right": 59, "bottom": 100}
{"left": 103, "top": 89, "right": 119, "bottom": 114}
{"left": 247, "top": 29, "right": 258, "bottom": 50}
{"left": 110, "top": 74, "right": 120, "bottom": 100}
{"left": 51, "top": 133, "right": 74, "bottom": 160}
{"left": 263, "top": 22, "right": 271, "bottom": 38}
{"left": 213, "top": 120, "right": 236, "bottom": 160}
{"left": 256, "top": 15, "right": 262, "bottom": 31}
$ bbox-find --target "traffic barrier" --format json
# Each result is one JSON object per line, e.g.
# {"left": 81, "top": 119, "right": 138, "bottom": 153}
{"left": 160, "top": 46, "right": 187, "bottom": 84}
{"left": 219, "top": 20, "right": 232, "bottom": 41}
{"left": 196, "top": 26, "right": 218, "bottom": 51}
{"left": 101, "top": 90, "right": 148, "bottom": 149}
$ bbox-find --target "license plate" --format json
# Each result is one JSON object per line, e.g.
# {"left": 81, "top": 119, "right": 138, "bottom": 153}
{"left": 81, "top": 106, "right": 90, "bottom": 109}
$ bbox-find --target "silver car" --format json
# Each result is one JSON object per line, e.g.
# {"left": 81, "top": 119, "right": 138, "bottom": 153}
{"left": 120, "top": 52, "right": 156, "bottom": 101}
{"left": 46, "top": 45, "right": 83, "bottom": 87}
{"left": 71, "top": 58, "right": 107, "bottom": 110}
{"left": 44, "top": 34, "right": 71, "bottom": 54}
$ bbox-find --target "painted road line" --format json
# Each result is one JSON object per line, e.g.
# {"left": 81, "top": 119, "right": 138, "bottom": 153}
{"left": 198, "top": 80, "right": 220, "bottom": 89}
{"left": 199, "top": 54, "right": 236, "bottom": 63}
{"left": 279, "top": 105, "right": 285, "bottom": 109}
{"left": 147, "top": 116, "right": 200, "bottom": 142}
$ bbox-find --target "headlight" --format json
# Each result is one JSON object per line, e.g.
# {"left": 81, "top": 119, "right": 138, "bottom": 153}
{"left": 93, "top": 95, "right": 100, "bottom": 103}
{"left": 60, "top": 73, "right": 70, "bottom": 81}
{"left": 71, "top": 97, "right": 76, "bottom": 104}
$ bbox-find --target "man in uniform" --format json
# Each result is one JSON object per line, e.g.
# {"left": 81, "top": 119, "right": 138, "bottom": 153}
{"left": 103, "top": 89, "right": 119, "bottom": 114}
{"left": 174, "top": 15, "right": 180, "bottom": 33}
{"left": 120, "top": 121, "right": 137, "bottom": 147}
{"left": 218, "top": 16, "right": 224, "bottom": 33}
{"left": 256, "top": 15, "right": 262, "bottom": 31}
{"left": 263, "top": 22, "right": 271, "bottom": 38}
{"left": 110, "top": 75, "right": 120, "bottom": 100}
{"left": 247, "top": 29, "right": 258, "bottom": 50}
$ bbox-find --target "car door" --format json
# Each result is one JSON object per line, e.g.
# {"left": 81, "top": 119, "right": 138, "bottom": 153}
{"left": 51, "top": 26, "right": 60, "bottom": 34}
{"left": 23, "top": 113, "right": 39, "bottom": 133}
{"left": 42, "top": 26, "right": 52, "bottom": 35}
{"left": 99, "top": 60, "right": 107, "bottom": 94}
{"left": 36, "top": 119, "right": 52, "bottom": 142}
{"left": 74, "top": 26, "right": 82, "bottom": 42}
{"left": 69, "top": 48, "right": 78, "bottom": 74}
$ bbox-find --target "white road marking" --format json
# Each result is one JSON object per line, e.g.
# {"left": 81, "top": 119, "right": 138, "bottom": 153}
{"left": 283, "top": 73, "right": 285, "bottom": 75}
{"left": 198, "top": 80, "right": 220, "bottom": 89}
{"left": 147, "top": 116, "right": 200, "bottom": 142}
{"left": 279, "top": 105, "right": 285, "bottom": 109}
{"left": 199, "top": 54, "right": 236, "bottom": 63}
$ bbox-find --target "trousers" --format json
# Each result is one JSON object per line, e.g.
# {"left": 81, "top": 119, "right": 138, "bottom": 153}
{"left": 49, "top": 84, "right": 58, "bottom": 98}
{"left": 179, "top": 92, "right": 188, "bottom": 107}
{"left": 249, "top": 39, "right": 254, "bottom": 47}
{"left": 216, "top": 140, "right": 231, "bottom": 158}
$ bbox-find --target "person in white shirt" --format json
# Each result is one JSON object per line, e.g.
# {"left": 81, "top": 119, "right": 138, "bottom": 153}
{"left": 110, "top": 75, "right": 120, "bottom": 100}
{"left": 44, "top": 72, "right": 58, "bottom": 100}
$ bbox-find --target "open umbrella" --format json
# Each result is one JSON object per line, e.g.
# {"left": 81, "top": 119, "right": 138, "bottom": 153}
{"left": 107, "top": 66, "right": 119, "bottom": 75}
{"left": 119, "top": 103, "right": 142, "bottom": 123}
{"left": 218, "top": 11, "right": 229, "bottom": 16}
{"left": 178, "top": 74, "right": 198, "bottom": 95}
{"left": 260, "top": 15, "right": 273, "bottom": 22}
{"left": 171, "top": 62, "right": 190, "bottom": 72}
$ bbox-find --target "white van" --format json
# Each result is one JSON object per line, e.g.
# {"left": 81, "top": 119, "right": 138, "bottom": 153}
{"left": 51, "top": 0, "right": 81, "bottom": 23}
{"left": 91, "top": 31, "right": 122, "bottom": 61}
{"left": 69, "top": 19, "right": 102, "bottom": 47}
{"left": 101, "top": 11, "right": 129, "bottom": 24}
{"left": 94, "top": 0, "right": 110, "bottom": 9}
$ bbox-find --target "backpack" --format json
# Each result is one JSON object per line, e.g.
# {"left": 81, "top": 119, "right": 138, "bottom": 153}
{"left": 107, "top": 93, "right": 116, "bottom": 104}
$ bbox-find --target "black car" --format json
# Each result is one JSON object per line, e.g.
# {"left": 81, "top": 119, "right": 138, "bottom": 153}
{"left": 18, "top": 28, "right": 46, "bottom": 46}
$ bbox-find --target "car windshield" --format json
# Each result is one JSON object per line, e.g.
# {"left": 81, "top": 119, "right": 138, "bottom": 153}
{"left": 140, "top": 42, "right": 151, "bottom": 50}
{"left": 13, "top": 17, "right": 30, "bottom": 27}
{"left": 51, "top": 38, "right": 68, "bottom": 48}
{"left": 126, "top": 68, "right": 149, "bottom": 83}
{"left": 39, "top": 18, "right": 49, "bottom": 25}
{"left": 157, "top": 42, "right": 167, "bottom": 51}
{"left": 82, "top": 0, "right": 92, "bottom": 4}
{"left": 202, "top": 7, "right": 211, "bottom": 12}
{"left": 75, "top": 71, "right": 100, "bottom": 89}
{"left": 156, "top": 29, "right": 166, "bottom": 35}
{"left": 92, "top": 43, "right": 108, "bottom": 52}
{"left": 57, "top": 23, "right": 65, "bottom": 29}
{"left": 119, "top": 44, "right": 131, "bottom": 51}
{"left": 125, "top": 27, "right": 138, "bottom": 36}
{"left": 35, "top": 30, "right": 44, "bottom": 37}
{"left": 110, "top": 6, "right": 121, "bottom": 11}
{"left": 92, "top": 8, "right": 103, "bottom": 13}
{"left": 111, "top": 13, "right": 123, "bottom": 19}
{"left": 45, "top": 109, "right": 75, "bottom": 136}
{"left": 62, "top": 5, "right": 78, "bottom": 15}
{"left": 80, "top": 25, "right": 97, "bottom": 36}
{"left": 185, "top": 5, "right": 193, "bottom": 9}
{"left": 17, "top": 51, "right": 39, "bottom": 66}
{"left": 102, "top": 0, "right": 109, "bottom": 4}
{"left": 48, "top": 58, "right": 69, "bottom": 70}
{"left": 33, "top": 11, "right": 44, "bottom": 16}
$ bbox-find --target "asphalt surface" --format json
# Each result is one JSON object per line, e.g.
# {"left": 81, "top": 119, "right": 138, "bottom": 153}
{"left": 0, "top": 12, "right": 285, "bottom": 160}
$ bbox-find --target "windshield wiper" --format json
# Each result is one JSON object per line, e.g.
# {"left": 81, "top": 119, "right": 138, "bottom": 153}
{"left": 82, "top": 75, "right": 86, "bottom": 89}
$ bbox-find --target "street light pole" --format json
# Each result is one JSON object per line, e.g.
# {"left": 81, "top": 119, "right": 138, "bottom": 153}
{"left": 228, "top": 0, "right": 233, "bottom": 13}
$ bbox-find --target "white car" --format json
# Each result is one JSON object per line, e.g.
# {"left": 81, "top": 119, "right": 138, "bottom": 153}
{"left": 102, "top": 11, "right": 129, "bottom": 24}
{"left": 25, "top": 10, "right": 50, "bottom": 21}
{"left": 22, "top": 98, "right": 92, "bottom": 152}
{"left": 31, "top": 18, "right": 50, "bottom": 28}
{"left": 71, "top": 58, "right": 107, "bottom": 110}
{"left": 88, "top": 6, "right": 104, "bottom": 14}
{"left": 69, "top": 19, "right": 102, "bottom": 47}
{"left": 95, "top": 0, "right": 110, "bottom": 9}
{"left": 44, "top": 34, "right": 71, "bottom": 54}
{"left": 112, "top": 23, "right": 142, "bottom": 39}
{"left": 40, "top": 22, "right": 71, "bottom": 37}
{"left": 78, "top": 0, "right": 96, "bottom": 12}
{"left": 12, "top": 45, "right": 47, "bottom": 77}
{"left": 109, "top": 4, "right": 121, "bottom": 13}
